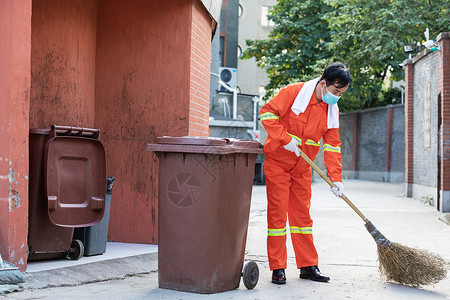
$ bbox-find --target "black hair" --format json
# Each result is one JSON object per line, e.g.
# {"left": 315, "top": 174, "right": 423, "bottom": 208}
{"left": 320, "top": 62, "right": 352, "bottom": 89}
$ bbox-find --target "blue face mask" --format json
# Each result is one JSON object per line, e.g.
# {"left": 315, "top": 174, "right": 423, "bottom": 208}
{"left": 322, "top": 85, "right": 341, "bottom": 105}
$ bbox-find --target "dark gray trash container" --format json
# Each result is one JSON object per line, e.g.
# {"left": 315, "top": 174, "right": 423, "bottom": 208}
{"left": 73, "top": 177, "right": 115, "bottom": 256}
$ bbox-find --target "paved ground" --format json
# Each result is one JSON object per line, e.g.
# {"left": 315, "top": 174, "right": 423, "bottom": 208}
{"left": 2, "top": 179, "right": 450, "bottom": 299}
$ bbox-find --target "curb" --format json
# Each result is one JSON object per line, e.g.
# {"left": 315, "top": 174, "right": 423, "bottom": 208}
{"left": 23, "top": 252, "right": 158, "bottom": 290}
{"left": 440, "top": 213, "right": 450, "bottom": 226}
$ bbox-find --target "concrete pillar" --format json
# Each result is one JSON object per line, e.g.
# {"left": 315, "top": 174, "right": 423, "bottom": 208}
{"left": 0, "top": 0, "right": 32, "bottom": 271}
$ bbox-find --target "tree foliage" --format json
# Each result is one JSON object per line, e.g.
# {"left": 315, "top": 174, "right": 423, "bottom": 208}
{"left": 243, "top": 0, "right": 333, "bottom": 99}
{"left": 243, "top": 0, "right": 450, "bottom": 111}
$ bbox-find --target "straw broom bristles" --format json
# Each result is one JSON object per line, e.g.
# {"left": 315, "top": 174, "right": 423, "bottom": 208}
{"left": 297, "top": 150, "right": 449, "bottom": 287}
{"left": 365, "top": 221, "right": 448, "bottom": 287}
{"left": 377, "top": 242, "right": 448, "bottom": 287}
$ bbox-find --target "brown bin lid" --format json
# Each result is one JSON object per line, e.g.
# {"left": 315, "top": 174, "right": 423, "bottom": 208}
{"left": 45, "top": 136, "right": 106, "bottom": 227}
{"left": 156, "top": 136, "right": 228, "bottom": 146}
{"left": 29, "top": 128, "right": 51, "bottom": 135}
{"left": 146, "top": 136, "right": 262, "bottom": 155}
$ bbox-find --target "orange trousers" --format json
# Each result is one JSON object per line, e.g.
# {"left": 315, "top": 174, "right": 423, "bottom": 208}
{"left": 265, "top": 157, "right": 319, "bottom": 270}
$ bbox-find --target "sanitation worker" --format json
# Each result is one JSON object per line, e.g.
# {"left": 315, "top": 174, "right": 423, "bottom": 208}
{"left": 259, "top": 62, "right": 352, "bottom": 284}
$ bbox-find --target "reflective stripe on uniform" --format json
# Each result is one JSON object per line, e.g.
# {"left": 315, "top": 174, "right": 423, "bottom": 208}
{"left": 268, "top": 227, "right": 287, "bottom": 236}
{"left": 290, "top": 226, "right": 313, "bottom": 234}
{"left": 287, "top": 133, "right": 302, "bottom": 145}
{"left": 323, "top": 144, "right": 341, "bottom": 153}
{"left": 305, "top": 139, "right": 320, "bottom": 147}
{"left": 259, "top": 112, "right": 279, "bottom": 121}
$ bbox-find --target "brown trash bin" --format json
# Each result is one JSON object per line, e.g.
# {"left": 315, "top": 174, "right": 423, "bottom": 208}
{"left": 146, "top": 136, "right": 262, "bottom": 294}
{"left": 28, "top": 125, "right": 106, "bottom": 261}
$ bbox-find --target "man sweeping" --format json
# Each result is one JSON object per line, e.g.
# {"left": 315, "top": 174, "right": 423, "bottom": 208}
{"left": 259, "top": 62, "right": 352, "bottom": 284}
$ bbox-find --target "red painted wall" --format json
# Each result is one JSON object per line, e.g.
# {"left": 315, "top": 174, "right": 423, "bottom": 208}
{"left": 30, "top": 0, "right": 98, "bottom": 129}
{"left": 0, "top": 0, "right": 31, "bottom": 271}
{"left": 95, "top": 0, "right": 194, "bottom": 243}
{"left": 1, "top": 0, "right": 213, "bottom": 264}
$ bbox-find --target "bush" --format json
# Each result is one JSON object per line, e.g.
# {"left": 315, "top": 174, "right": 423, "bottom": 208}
{"left": 377, "top": 87, "right": 403, "bottom": 107}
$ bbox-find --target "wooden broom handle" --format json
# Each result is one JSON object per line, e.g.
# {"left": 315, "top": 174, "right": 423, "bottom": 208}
{"left": 299, "top": 150, "right": 369, "bottom": 223}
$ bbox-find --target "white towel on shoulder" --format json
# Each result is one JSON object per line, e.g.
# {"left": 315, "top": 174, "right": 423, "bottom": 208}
{"left": 291, "top": 77, "right": 339, "bottom": 129}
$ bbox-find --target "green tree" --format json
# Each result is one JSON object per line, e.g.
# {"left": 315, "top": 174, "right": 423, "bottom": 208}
{"left": 243, "top": 0, "right": 450, "bottom": 111}
{"left": 243, "top": 0, "right": 333, "bottom": 99}
{"left": 325, "top": 0, "right": 449, "bottom": 109}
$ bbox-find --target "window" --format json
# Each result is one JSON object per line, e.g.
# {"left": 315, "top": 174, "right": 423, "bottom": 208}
{"left": 261, "top": 6, "right": 275, "bottom": 27}
{"left": 219, "top": 36, "right": 225, "bottom": 67}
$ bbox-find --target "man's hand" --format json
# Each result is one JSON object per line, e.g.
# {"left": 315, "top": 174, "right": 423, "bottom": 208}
{"left": 283, "top": 138, "right": 300, "bottom": 157}
{"left": 330, "top": 182, "right": 344, "bottom": 197}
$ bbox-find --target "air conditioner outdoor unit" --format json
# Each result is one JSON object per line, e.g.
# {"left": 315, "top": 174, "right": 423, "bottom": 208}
{"left": 218, "top": 67, "right": 237, "bottom": 92}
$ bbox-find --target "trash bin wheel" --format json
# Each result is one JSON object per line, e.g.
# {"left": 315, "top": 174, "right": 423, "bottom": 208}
{"left": 242, "top": 261, "right": 259, "bottom": 290}
{"left": 67, "top": 239, "right": 84, "bottom": 260}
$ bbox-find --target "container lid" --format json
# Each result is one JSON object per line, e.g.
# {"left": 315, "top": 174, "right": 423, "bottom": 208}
{"left": 156, "top": 136, "right": 229, "bottom": 146}
{"left": 45, "top": 135, "right": 107, "bottom": 227}
{"left": 146, "top": 136, "right": 262, "bottom": 155}
{"left": 30, "top": 126, "right": 101, "bottom": 139}
{"left": 29, "top": 128, "right": 51, "bottom": 135}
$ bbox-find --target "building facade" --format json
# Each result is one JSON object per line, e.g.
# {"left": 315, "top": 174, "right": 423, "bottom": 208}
{"left": 237, "top": 0, "right": 276, "bottom": 97}
{"left": 209, "top": 0, "right": 275, "bottom": 142}
{"left": 0, "top": 0, "right": 220, "bottom": 271}
{"left": 237, "top": 0, "right": 277, "bottom": 145}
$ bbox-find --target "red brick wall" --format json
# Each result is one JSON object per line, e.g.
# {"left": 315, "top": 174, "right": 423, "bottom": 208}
{"left": 404, "top": 60, "right": 414, "bottom": 189}
{"left": 439, "top": 34, "right": 450, "bottom": 191}
{"left": 189, "top": 0, "right": 212, "bottom": 136}
{"left": 405, "top": 33, "right": 450, "bottom": 209}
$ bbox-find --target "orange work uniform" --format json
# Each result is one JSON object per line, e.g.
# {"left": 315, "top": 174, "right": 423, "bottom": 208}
{"left": 259, "top": 82, "right": 342, "bottom": 270}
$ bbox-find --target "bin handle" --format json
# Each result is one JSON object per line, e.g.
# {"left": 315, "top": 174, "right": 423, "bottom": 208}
{"left": 223, "top": 138, "right": 232, "bottom": 145}
{"left": 50, "top": 125, "right": 100, "bottom": 139}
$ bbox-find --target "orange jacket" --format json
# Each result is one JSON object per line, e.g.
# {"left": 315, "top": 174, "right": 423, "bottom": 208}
{"left": 259, "top": 83, "right": 342, "bottom": 182}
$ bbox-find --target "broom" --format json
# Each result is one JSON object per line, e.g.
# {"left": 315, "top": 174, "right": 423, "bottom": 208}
{"left": 299, "top": 150, "right": 448, "bottom": 287}
{"left": 0, "top": 253, "right": 24, "bottom": 285}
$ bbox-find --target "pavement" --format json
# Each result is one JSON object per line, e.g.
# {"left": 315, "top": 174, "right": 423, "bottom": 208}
{"left": 2, "top": 179, "right": 450, "bottom": 299}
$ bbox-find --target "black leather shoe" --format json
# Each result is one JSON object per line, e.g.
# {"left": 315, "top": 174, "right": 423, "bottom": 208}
{"left": 300, "top": 266, "right": 330, "bottom": 282}
{"left": 272, "top": 269, "right": 286, "bottom": 284}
